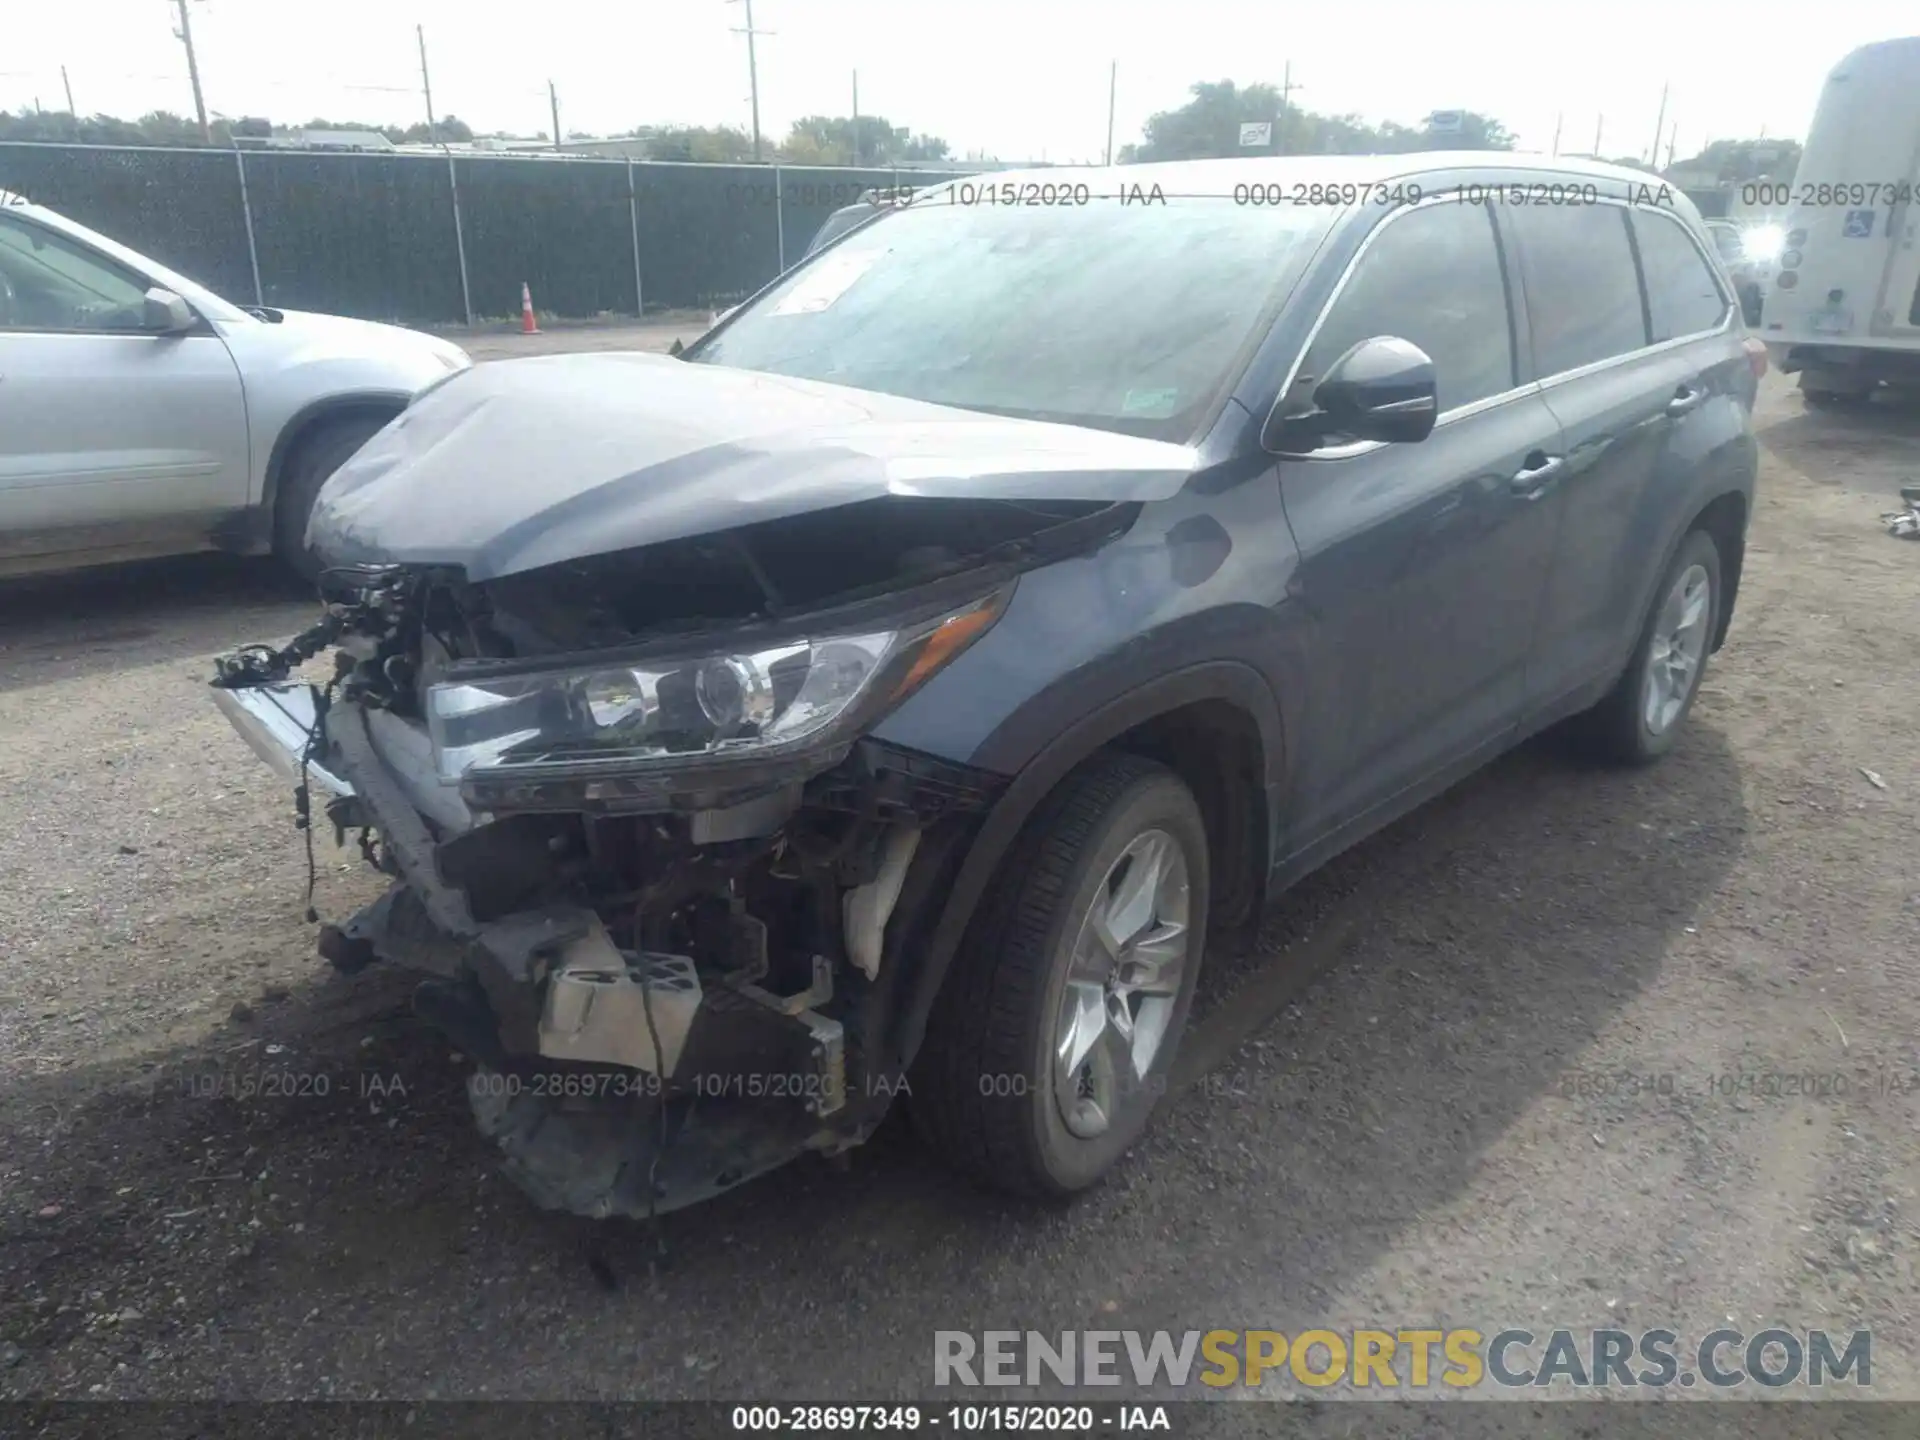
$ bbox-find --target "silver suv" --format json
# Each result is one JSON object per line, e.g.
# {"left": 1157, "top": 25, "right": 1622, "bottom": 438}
{"left": 0, "top": 193, "right": 471, "bottom": 578}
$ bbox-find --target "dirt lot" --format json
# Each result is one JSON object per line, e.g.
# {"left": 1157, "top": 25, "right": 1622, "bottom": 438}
{"left": 1, "top": 371, "right": 1917, "bottom": 1420}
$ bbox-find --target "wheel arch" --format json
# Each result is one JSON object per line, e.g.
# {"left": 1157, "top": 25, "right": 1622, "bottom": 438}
{"left": 1691, "top": 489, "right": 1747, "bottom": 652}
{"left": 261, "top": 391, "right": 410, "bottom": 519}
{"left": 881, "top": 661, "right": 1283, "bottom": 1072}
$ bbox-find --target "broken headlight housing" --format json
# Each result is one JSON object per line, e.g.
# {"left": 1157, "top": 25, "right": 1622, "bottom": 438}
{"left": 425, "top": 589, "right": 1006, "bottom": 786}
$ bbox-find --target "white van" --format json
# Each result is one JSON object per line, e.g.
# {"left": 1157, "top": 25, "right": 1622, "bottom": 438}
{"left": 1758, "top": 36, "right": 1920, "bottom": 404}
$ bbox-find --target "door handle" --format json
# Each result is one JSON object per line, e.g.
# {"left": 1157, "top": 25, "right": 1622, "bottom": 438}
{"left": 1509, "top": 453, "right": 1565, "bottom": 496}
{"left": 1665, "top": 386, "right": 1706, "bottom": 417}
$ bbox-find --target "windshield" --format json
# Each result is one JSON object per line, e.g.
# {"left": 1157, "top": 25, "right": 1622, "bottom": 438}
{"left": 693, "top": 188, "right": 1336, "bottom": 441}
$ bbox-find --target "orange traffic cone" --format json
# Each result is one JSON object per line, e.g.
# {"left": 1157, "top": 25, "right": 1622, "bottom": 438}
{"left": 520, "top": 282, "right": 540, "bottom": 335}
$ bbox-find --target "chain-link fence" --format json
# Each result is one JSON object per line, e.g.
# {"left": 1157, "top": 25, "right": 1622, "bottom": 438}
{"left": 0, "top": 142, "right": 973, "bottom": 324}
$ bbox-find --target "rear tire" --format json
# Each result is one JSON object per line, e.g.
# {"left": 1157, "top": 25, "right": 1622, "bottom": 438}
{"left": 912, "top": 753, "right": 1209, "bottom": 1200}
{"left": 272, "top": 413, "right": 393, "bottom": 582}
{"left": 1568, "top": 528, "right": 1722, "bottom": 766}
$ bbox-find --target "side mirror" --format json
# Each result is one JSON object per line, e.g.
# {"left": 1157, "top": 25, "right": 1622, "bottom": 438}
{"left": 142, "top": 287, "right": 196, "bottom": 334}
{"left": 1265, "top": 335, "right": 1438, "bottom": 452}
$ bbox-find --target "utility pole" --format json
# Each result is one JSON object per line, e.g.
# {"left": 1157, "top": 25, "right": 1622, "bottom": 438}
{"left": 1104, "top": 61, "right": 1116, "bottom": 166}
{"left": 1277, "top": 60, "right": 1302, "bottom": 155}
{"left": 1593, "top": 114, "right": 1604, "bottom": 158}
{"left": 1648, "top": 81, "right": 1669, "bottom": 167}
{"left": 851, "top": 70, "right": 859, "bottom": 166}
{"left": 1665, "top": 126, "right": 1678, "bottom": 170}
{"left": 728, "top": 0, "right": 768, "bottom": 163}
{"left": 1551, "top": 111, "right": 1563, "bottom": 157}
{"left": 416, "top": 25, "right": 437, "bottom": 143}
{"left": 549, "top": 80, "right": 562, "bottom": 151}
{"left": 61, "top": 66, "right": 76, "bottom": 116}
{"left": 172, "top": 0, "right": 211, "bottom": 142}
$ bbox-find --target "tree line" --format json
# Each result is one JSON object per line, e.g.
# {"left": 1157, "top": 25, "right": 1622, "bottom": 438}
{"left": 0, "top": 91, "right": 1796, "bottom": 183}
{"left": 0, "top": 109, "right": 481, "bottom": 148}
{"left": 0, "top": 107, "right": 948, "bottom": 165}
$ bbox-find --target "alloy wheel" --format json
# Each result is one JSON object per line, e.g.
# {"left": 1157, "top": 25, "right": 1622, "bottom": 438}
{"left": 1644, "top": 562, "right": 1711, "bottom": 736}
{"left": 1051, "top": 828, "right": 1193, "bottom": 1139}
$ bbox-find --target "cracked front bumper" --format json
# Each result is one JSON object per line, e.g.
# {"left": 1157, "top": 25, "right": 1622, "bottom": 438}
{"left": 212, "top": 675, "right": 869, "bottom": 1219}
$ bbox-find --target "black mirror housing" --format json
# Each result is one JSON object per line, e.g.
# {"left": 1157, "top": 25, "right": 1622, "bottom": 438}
{"left": 1266, "top": 335, "right": 1438, "bottom": 452}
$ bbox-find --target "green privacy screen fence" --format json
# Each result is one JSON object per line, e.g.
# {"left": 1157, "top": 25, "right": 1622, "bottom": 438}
{"left": 0, "top": 143, "right": 973, "bottom": 324}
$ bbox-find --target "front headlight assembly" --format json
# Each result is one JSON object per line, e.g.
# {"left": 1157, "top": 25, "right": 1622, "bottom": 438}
{"left": 424, "top": 588, "right": 1007, "bottom": 794}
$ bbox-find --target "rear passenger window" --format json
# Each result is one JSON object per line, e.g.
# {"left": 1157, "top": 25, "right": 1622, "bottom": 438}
{"left": 1296, "top": 200, "right": 1514, "bottom": 417}
{"left": 1509, "top": 205, "right": 1648, "bottom": 376}
{"left": 1633, "top": 210, "right": 1730, "bottom": 341}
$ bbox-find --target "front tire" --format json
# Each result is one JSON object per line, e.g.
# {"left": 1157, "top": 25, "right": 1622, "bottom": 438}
{"left": 1570, "top": 528, "right": 1722, "bottom": 765}
{"left": 913, "top": 753, "right": 1209, "bottom": 1199}
{"left": 273, "top": 413, "right": 393, "bottom": 582}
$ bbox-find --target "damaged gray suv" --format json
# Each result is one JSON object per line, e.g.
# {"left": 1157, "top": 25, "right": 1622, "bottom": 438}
{"left": 212, "top": 154, "right": 1761, "bottom": 1217}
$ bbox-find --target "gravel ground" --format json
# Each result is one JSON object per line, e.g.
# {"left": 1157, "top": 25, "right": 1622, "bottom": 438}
{"left": 1, "top": 372, "right": 1918, "bottom": 1420}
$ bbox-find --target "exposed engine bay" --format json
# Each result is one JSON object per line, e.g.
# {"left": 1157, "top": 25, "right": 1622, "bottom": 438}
{"left": 212, "top": 494, "right": 1127, "bottom": 1217}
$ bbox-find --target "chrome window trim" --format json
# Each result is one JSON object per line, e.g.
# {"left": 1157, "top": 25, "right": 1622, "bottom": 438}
{"left": 1536, "top": 206, "right": 1737, "bottom": 392}
{"left": 1282, "top": 194, "right": 1751, "bottom": 451}
{"left": 1267, "top": 190, "right": 1521, "bottom": 460}
{"left": 1268, "top": 186, "right": 1741, "bottom": 461}
{"left": 1280, "top": 381, "right": 1547, "bottom": 461}
{"left": 1627, "top": 202, "right": 1736, "bottom": 334}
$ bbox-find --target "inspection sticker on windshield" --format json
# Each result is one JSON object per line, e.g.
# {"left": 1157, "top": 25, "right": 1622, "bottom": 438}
{"left": 772, "top": 249, "right": 878, "bottom": 314}
{"left": 1121, "top": 387, "right": 1181, "bottom": 417}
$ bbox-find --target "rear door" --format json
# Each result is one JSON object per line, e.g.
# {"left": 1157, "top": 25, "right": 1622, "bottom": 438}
{"left": 1275, "top": 196, "right": 1567, "bottom": 840}
{"left": 1502, "top": 201, "right": 1672, "bottom": 711}
{"left": 1508, "top": 199, "right": 1745, "bottom": 714}
{"left": 0, "top": 209, "right": 248, "bottom": 552}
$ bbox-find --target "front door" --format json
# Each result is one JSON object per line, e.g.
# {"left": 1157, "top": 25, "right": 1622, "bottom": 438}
{"left": 1275, "top": 196, "right": 1567, "bottom": 846}
{"left": 0, "top": 209, "right": 248, "bottom": 559}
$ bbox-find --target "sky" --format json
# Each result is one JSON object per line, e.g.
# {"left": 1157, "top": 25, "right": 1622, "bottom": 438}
{"left": 6, "top": 2, "right": 1917, "bottom": 162}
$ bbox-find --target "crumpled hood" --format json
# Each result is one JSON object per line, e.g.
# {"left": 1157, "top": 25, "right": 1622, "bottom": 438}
{"left": 305, "top": 352, "right": 1198, "bottom": 581}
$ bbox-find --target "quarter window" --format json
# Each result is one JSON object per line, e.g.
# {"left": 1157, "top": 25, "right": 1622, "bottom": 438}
{"left": 0, "top": 213, "right": 153, "bottom": 332}
{"left": 1294, "top": 200, "right": 1515, "bottom": 419}
{"left": 1509, "top": 204, "right": 1648, "bottom": 376}
{"left": 1633, "top": 210, "right": 1730, "bottom": 341}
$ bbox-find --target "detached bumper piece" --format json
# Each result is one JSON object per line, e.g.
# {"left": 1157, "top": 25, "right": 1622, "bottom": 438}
{"left": 210, "top": 683, "right": 352, "bottom": 799}
{"left": 463, "top": 921, "right": 851, "bottom": 1218}
{"left": 333, "top": 884, "right": 853, "bottom": 1218}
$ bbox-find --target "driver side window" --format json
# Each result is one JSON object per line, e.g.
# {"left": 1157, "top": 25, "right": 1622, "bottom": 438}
{"left": 0, "top": 213, "right": 153, "bottom": 333}
{"left": 1295, "top": 200, "right": 1516, "bottom": 420}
